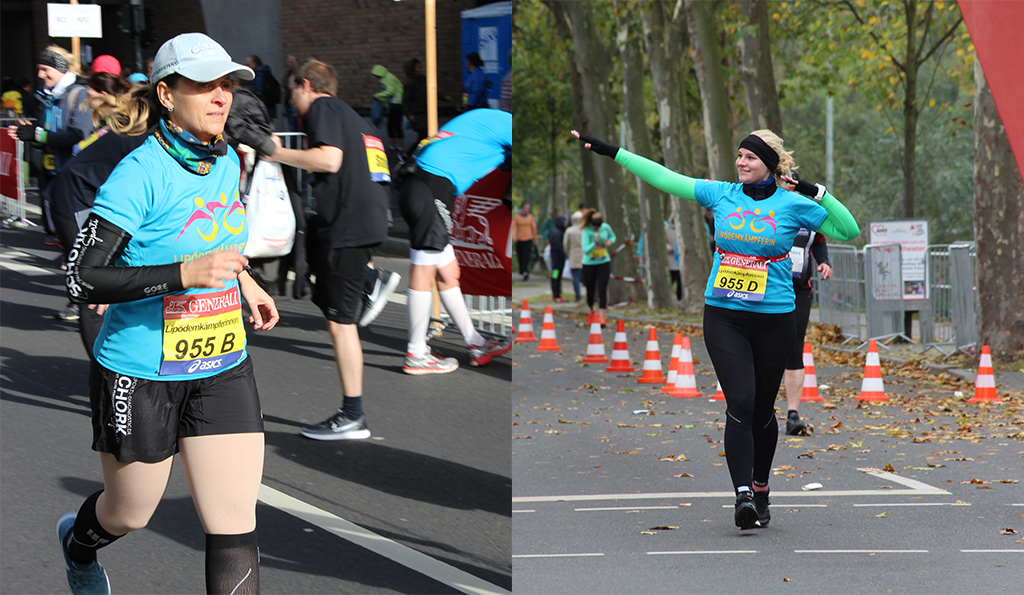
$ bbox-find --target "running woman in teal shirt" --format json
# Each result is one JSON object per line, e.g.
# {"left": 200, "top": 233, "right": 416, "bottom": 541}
{"left": 573, "top": 128, "right": 858, "bottom": 531}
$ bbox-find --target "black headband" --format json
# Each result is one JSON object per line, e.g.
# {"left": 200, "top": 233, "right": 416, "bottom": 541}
{"left": 739, "top": 134, "right": 779, "bottom": 176}
{"left": 39, "top": 49, "right": 69, "bottom": 74}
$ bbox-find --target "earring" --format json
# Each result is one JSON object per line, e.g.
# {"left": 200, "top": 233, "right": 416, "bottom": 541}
{"left": 168, "top": 107, "right": 174, "bottom": 112}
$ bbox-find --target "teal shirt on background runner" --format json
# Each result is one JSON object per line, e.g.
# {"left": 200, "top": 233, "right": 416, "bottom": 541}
{"left": 580, "top": 222, "right": 617, "bottom": 266}
{"left": 90, "top": 136, "right": 249, "bottom": 380}
{"left": 693, "top": 180, "right": 827, "bottom": 313}
{"left": 415, "top": 109, "right": 511, "bottom": 195}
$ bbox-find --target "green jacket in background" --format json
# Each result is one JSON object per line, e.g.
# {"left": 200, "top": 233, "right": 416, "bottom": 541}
{"left": 371, "top": 65, "right": 403, "bottom": 104}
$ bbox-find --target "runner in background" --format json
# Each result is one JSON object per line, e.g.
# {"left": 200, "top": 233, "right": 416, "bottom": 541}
{"left": 573, "top": 127, "right": 858, "bottom": 531}
{"left": 783, "top": 227, "right": 831, "bottom": 435}
{"left": 397, "top": 108, "right": 512, "bottom": 375}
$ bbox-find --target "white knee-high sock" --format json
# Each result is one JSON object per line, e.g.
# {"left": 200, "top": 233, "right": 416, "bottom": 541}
{"left": 407, "top": 289, "right": 432, "bottom": 358}
{"left": 439, "top": 286, "right": 485, "bottom": 347}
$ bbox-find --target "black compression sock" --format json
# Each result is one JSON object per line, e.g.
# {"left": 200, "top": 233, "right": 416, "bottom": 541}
{"left": 788, "top": 409, "right": 800, "bottom": 419}
{"left": 364, "top": 266, "right": 378, "bottom": 293}
{"left": 341, "top": 396, "right": 363, "bottom": 420}
{"left": 206, "top": 531, "right": 260, "bottom": 595}
{"left": 68, "top": 490, "right": 124, "bottom": 565}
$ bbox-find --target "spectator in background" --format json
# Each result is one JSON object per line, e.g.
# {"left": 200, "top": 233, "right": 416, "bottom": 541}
{"left": 284, "top": 55, "right": 300, "bottom": 131}
{"left": 245, "top": 54, "right": 278, "bottom": 119}
{"left": 499, "top": 50, "right": 511, "bottom": 113}
{"left": 513, "top": 202, "right": 536, "bottom": 280}
{"left": 548, "top": 214, "right": 568, "bottom": 302}
{"left": 2, "top": 77, "right": 32, "bottom": 117}
{"left": 127, "top": 72, "right": 148, "bottom": 86}
{"left": 580, "top": 209, "right": 616, "bottom": 326}
{"left": 8, "top": 46, "right": 94, "bottom": 242}
{"left": 402, "top": 58, "right": 428, "bottom": 153}
{"left": 539, "top": 207, "right": 562, "bottom": 272}
{"left": 666, "top": 218, "right": 682, "bottom": 302}
{"left": 562, "top": 211, "right": 585, "bottom": 301}
{"left": 144, "top": 57, "right": 154, "bottom": 78}
{"left": 371, "top": 64, "right": 405, "bottom": 156}
{"left": 463, "top": 52, "right": 488, "bottom": 110}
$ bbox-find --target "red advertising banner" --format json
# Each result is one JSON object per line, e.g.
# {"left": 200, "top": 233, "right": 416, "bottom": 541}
{"left": 451, "top": 168, "right": 512, "bottom": 297}
{"left": 0, "top": 133, "right": 22, "bottom": 201}
{"left": 958, "top": 1, "right": 1024, "bottom": 177}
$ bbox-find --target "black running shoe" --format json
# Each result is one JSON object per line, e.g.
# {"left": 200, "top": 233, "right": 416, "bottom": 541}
{"left": 753, "top": 490, "right": 771, "bottom": 527}
{"left": 734, "top": 491, "right": 758, "bottom": 530}
{"left": 786, "top": 414, "right": 808, "bottom": 436}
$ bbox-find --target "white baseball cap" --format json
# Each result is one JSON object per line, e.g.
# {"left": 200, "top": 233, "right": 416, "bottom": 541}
{"left": 151, "top": 33, "right": 254, "bottom": 84}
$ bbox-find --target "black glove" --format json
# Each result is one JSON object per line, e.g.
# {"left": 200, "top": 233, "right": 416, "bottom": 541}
{"left": 577, "top": 133, "right": 619, "bottom": 159}
{"left": 15, "top": 124, "right": 38, "bottom": 142}
{"left": 792, "top": 178, "right": 818, "bottom": 197}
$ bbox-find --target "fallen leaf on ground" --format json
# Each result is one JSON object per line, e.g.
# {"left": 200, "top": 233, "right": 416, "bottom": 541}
{"left": 1000, "top": 528, "right": 1018, "bottom": 535}
{"left": 648, "top": 526, "right": 679, "bottom": 531}
{"left": 876, "top": 512, "right": 888, "bottom": 518}
{"left": 883, "top": 463, "right": 896, "bottom": 473}
{"left": 674, "top": 473, "right": 693, "bottom": 478}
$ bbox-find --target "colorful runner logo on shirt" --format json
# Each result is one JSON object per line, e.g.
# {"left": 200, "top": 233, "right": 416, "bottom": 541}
{"left": 362, "top": 134, "right": 391, "bottom": 183}
{"left": 723, "top": 207, "right": 778, "bottom": 234}
{"left": 160, "top": 288, "right": 245, "bottom": 375}
{"left": 176, "top": 191, "right": 246, "bottom": 243}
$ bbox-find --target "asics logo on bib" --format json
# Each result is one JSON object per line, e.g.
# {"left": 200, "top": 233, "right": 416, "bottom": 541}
{"left": 111, "top": 375, "right": 137, "bottom": 436}
{"left": 726, "top": 290, "right": 750, "bottom": 299}
{"left": 187, "top": 358, "right": 224, "bottom": 373}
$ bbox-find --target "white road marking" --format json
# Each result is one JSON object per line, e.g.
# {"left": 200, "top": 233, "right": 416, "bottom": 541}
{"left": 258, "top": 485, "right": 510, "bottom": 595}
{"left": 721, "top": 504, "right": 828, "bottom": 508}
{"left": 648, "top": 550, "right": 757, "bottom": 555}
{"left": 853, "top": 502, "right": 970, "bottom": 507}
{"left": 960, "top": 550, "right": 1024, "bottom": 553}
{"left": 513, "top": 553, "right": 604, "bottom": 558}
{"left": 0, "top": 252, "right": 55, "bottom": 277}
{"left": 513, "top": 510, "right": 535, "bottom": 513}
{"left": 795, "top": 550, "right": 928, "bottom": 554}
{"left": 514, "top": 469, "right": 948, "bottom": 504}
{"left": 577, "top": 505, "right": 680, "bottom": 511}
{"left": 1010, "top": 503, "right": 1024, "bottom": 507}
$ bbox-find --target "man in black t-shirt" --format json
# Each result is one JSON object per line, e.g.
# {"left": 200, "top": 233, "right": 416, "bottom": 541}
{"left": 268, "top": 59, "right": 393, "bottom": 441}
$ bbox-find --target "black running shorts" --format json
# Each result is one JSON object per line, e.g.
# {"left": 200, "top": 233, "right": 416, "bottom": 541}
{"left": 399, "top": 169, "right": 455, "bottom": 251}
{"left": 90, "top": 357, "right": 264, "bottom": 463}
{"left": 311, "top": 244, "right": 374, "bottom": 324}
{"left": 786, "top": 288, "right": 813, "bottom": 370}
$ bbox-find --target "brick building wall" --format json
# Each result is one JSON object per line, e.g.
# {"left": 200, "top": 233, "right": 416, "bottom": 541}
{"left": 282, "top": 0, "right": 476, "bottom": 112}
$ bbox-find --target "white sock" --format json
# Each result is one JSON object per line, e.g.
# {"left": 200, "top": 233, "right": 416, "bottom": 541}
{"left": 439, "top": 286, "right": 485, "bottom": 348}
{"left": 406, "top": 289, "right": 432, "bottom": 358}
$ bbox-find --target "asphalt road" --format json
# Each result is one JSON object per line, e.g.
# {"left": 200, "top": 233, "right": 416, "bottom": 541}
{"left": 512, "top": 312, "right": 1023, "bottom": 594}
{"left": 0, "top": 223, "right": 511, "bottom": 595}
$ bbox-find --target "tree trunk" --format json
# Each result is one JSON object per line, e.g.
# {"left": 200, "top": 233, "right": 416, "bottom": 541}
{"left": 619, "top": 15, "right": 673, "bottom": 310}
{"left": 737, "top": 0, "right": 783, "bottom": 135}
{"left": 973, "top": 57, "right": 1024, "bottom": 360}
{"left": 685, "top": 0, "right": 734, "bottom": 180}
{"left": 546, "top": 0, "right": 644, "bottom": 303}
{"left": 642, "top": 0, "right": 712, "bottom": 312}
{"left": 900, "top": 0, "right": 918, "bottom": 218}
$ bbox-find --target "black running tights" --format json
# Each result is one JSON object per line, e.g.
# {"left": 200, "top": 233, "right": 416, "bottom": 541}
{"left": 581, "top": 262, "right": 611, "bottom": 309}
{"left": 703, "top": 304, "right": 795, "bottom": 491}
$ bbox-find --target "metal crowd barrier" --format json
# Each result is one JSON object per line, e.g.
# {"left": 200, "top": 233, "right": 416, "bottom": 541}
{"left": 427, "top": 295, "right": 514, "bottom": 341}
{"left": 948, "top": 243, "right": 977, "bottom": 353}
{"left": 816, "top": 244, "right": 863, "bottom": 344}
{"left": 920, "top": 244, "right": 955, "bottom": 354}
{"left": 0, "top": 138, "right": 32, "bottom": 226}
{"left": 863, "top": 243, "right": 911, "bottom": 346}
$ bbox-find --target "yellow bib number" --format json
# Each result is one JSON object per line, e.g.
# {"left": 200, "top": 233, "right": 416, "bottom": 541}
{"left": 160, "top": 289, "right": 245, "bottom": 376}
{"left": 362, "top": 134, "right": 391, "bottom": 183}
{"left": 711, "top": 253, "right": 768, "bottom": 302}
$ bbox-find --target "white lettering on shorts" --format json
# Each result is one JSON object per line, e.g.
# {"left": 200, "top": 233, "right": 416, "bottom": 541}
{"left": 111, "top": 375, "right": 137, "bottom": 436}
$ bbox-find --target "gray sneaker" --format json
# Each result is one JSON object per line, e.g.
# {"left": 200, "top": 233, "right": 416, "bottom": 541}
{"left": 300, "top": 412, "right": 370, "bottom": 440}
{"left": 403, "top": 350, "right": 459, "bottom": 375}
{"left": 468, "top": 337, "right": 512, "bottom": 367}
{"left": 57, "top": 512, "right": 110, "bottom": 595}
{"left": 359, "top": 269, "right": 401, "bottom": 327}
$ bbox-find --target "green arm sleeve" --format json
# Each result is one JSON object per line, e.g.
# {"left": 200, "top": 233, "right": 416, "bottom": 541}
{"left": 614, "top": 149, "right": 698, "bottom": 202}
{"left": 814, "top": 192, "right": 860, "bottom": 241}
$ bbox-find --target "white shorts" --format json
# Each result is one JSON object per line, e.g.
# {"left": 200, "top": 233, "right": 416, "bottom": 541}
{"left": 410, "top": 244, "right": 457, "bottom": 268}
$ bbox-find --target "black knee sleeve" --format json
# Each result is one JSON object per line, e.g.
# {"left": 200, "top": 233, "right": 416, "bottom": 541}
{"left": 206, "top": 531, "right": 260, "bottom": 595}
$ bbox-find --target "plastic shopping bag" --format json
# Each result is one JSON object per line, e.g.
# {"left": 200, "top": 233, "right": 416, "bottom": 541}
{"left": 243, "top": 159, "right": 295, "bottom": 258}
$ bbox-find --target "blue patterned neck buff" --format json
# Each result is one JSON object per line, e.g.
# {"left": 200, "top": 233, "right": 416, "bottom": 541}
{"left": 154, "top": 118, "right": 228, "bottom": 175}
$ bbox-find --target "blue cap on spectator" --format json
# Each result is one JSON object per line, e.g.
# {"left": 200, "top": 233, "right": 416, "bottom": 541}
{"left": 128, "top": 72, "right": 148, "bottom": 84}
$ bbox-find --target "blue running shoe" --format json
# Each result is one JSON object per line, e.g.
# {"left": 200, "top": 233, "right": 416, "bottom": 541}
{"left": 56, "top": 512, "right": 110, "bottom": 595}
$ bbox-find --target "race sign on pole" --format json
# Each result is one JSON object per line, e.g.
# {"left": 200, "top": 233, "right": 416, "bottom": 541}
{"left": 868, "top": 220, "right": 929, "bottom": 300}
{"left": 451, "top": 168, "right": 512, "bottom": 297}
{"left": 1, "top": 134, "right": 27, "bottom": 222}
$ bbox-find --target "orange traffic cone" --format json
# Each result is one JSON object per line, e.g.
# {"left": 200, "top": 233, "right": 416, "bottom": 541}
{"left": 514, "top": 300, "right": 537, "bottom": 343}
{"left": 711, "top": 380, "right": 725, "bottom": 401}
{"left": 669, "top": 336, "right": 702, "bottom": 398}
{"left": 581, "top": 321, "right": 609, "bottom": 363}
{"left": 606, "top": 320, "right": 636, "bottom": 372}
{"left": 800, "top": 343, "right": 824, "bottom": 402}
{"left": 968, "top": 345, "right": 1000, "bottom": 403}
{"left": 636, "top": 327, "right": 667, "bottom": 384}
{"left": 661, "top": 334, "right": 682, "bottom": 394}
{"left": 856, "top": 339, "right": 887, "bottom": 402}
{"left": 536, "top": 307, "right": 561, "bottom": 352}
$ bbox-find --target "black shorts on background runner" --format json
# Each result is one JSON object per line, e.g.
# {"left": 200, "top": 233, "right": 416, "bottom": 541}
{"left": 399, "top": 168, "right": 455, "bottom": 251}
{"left": 90, "top": 357, "right": 264, "bottom": 463}
{"left": 311, "top": 244, "right": 375, "bottom": 324}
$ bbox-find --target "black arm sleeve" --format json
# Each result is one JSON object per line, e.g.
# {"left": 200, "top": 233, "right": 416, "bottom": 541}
{"left": 810, "top": 234, "right": 830, "bottom": 266}
{"left": 66, "top": 214, "right": 185, "bottom": 304}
